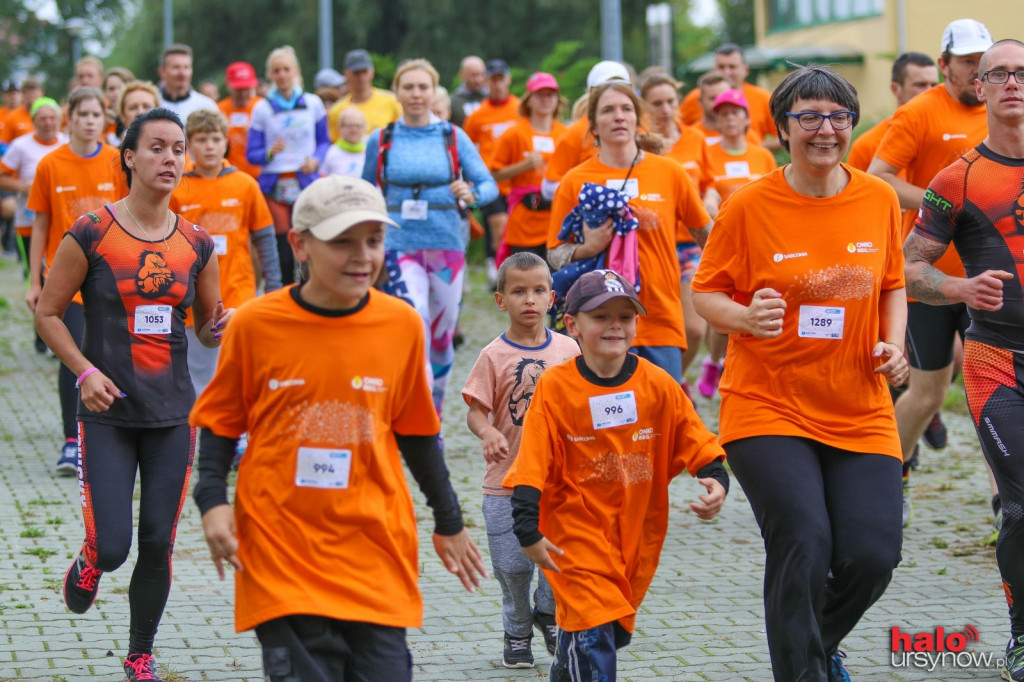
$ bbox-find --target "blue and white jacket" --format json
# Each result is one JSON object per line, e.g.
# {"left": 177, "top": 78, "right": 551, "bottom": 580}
{"left": 247, "top": 89, "right": 331, "bottom": 195}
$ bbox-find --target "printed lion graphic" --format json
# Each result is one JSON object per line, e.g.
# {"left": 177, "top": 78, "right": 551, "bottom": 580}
{"left": 508, "top": 358, "right": 547, "bottom": 426}
{"left": 136, "top": 251, "right": 175, "bottom": 296}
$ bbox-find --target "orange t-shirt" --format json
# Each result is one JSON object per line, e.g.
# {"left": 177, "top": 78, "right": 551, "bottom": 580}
{"left": 218, "top": 97, "right": 263, "bottom": 178}
{"left": 680, "top": 82, "right": 775, "bottom": 141}
{"left": 702, "top": 140, "right": 778, "bottom": 203}
{"left": 544, "top": 116, "right": 597, "bottom": 185}
{"left": 170, "top": 164, "right": 273, "bottom": 310}
{"left": 491, "top": 118, "right": 568, "bottom": 246}
{"left": 692, "top": 166, "right": 904, "bottom": 459}
{"left": 875, "top": 85, "right": 987, "bottom": 280}
{"left": 692, "top": 119, "right": 763, "bottom": 148}
{"left": 27, "top": 142, "right": 127, "bottom": 275}
{"left": 464, "top": 96, "right": 522, "bottom": 195}
{"left": 503, "top": 357, "right": 724, "bottom": 632}
{"left": 847, "top": 117, "right": 890, "bottom": 172}
{"left": 663, "top": 123, "right": 711, "bottom": 192}
{"left": 190, "top": 286, "right": 441, "bottom": 632}
{"left": 0, "top": 108, "right": 32, "bottom": 144}
{"left": 549, "top": 154, "right": 710, "bottom": 349}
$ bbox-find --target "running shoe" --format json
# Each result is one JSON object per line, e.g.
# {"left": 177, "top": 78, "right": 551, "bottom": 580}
{"left": 1003, "top": 635, "right": 1024, "bottom": 681}
{"left": 923, "top": 413, "right": 948, "bottom": 450}
{"left": 533, "top": 610, "right": 558, "bottom": 656}
{"left": 906, "top": 444, "right": 920, "bottom": 471}
{"left": 697, "top": 357, "right": 723, "bottom": 398}
{"left": 63, "top": 551, "right": 102, "bottom": 614}
{"left": 502, "top": 633, "right": 534, "bottom": 669}
{"left": 124, "top": 652, "right": 163, "bottom": 681}
{"left": 986, "top": 508, "right": 1004, "bottom": 546}
{"left": 486, "top": 257, "right": 499, "bottom": 291}
{"left": 55, "top": 441, "right": 78, "bottom": 476}
{"left": 827, "top": 650, "right": 852, "bottom": 682}
{"left": 902, "top": 478, "right": 913, "bottom": 528}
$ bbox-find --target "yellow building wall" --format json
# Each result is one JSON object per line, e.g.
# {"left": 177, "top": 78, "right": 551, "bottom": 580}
{"left": 755, "top": 0, "right": 1024, "bottom": 123}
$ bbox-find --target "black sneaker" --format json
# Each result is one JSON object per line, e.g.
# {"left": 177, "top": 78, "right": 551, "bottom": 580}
{"left": 533, "top": 610, "right": 558, "bottom": 656}
{"left": 63, "top": 552, "right": 102, "bottom": 614}
{"left": 923, "top": 413, "right": 948, "bottom": 449}
{"left": 906, "top": 443, "right": 920, "bottom": 471}
{"left": 124, "top": 652, "right": 162, "bottom": 681}
{"left": 502, "top": 633, "right": 534, "bottom": 669}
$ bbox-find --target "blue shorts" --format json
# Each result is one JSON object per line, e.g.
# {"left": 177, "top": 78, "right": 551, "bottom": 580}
{"left": 631, "top": 346, "right": 683, "bottom": 383}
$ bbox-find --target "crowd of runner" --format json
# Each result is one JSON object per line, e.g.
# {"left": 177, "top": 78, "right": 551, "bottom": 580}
{"left": 0, "top": 17, "right": 1022, "bottom": 682}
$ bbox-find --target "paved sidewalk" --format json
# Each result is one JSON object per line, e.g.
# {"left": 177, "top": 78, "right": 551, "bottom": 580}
{"left": 0, "top": 252, "right": 1010, "bottom": 681}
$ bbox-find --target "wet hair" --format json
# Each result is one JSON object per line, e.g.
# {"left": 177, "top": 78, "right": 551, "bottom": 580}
{"left": 119, "top": 108, "right": 184, "bottom": 189}
{"left": 117, "top": 80, "right": 160, "bottom": 120}
{"left": 497, "top": 252, "right": 551, "bottom": 292}
{"left": 67, "top": 86, "right": 105, "bottom": 116}
{"left": 769, "top": 64, "right": 859, "bottom": 152}
{"left": 587, "top": 81, "right": 664, "bottom": 154}
{"left": 392, "top": 58, "right": 440, "bottom": 90}
{"left": 891, "top": 52, "right": 935, "bottom": 84}
{"left": 185, "top": 109, "right": 229, "bottom": 139}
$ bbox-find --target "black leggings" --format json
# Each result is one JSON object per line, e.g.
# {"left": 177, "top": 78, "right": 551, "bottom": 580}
{"left": 78, "top": 422, "right": 195, "bottom": 654}
{"left": 59, "top": 302, "right": 85, "bottom": 440}
{"left": 726, "top": 436, "right": 903, "bottom": 682}
{"left": 963, "top": 340, "right": 1024, "bottom": 637}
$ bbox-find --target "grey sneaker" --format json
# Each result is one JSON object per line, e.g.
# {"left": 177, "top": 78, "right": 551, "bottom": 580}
{"left": 502, "top": 633, "right": 534, "bottom": 669}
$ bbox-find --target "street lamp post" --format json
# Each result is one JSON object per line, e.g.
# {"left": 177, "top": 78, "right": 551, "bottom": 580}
{"left": 63, "top": 18, "right": 88, "bottom": 68}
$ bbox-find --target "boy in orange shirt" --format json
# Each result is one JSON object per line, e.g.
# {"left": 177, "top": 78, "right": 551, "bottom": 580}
{"left": 191, "top": 176, "right": 486, "bottom": 681}
{"left": 505, "top": 269, "right": 728, "bottom": 680}
{"left": 462, "top": 252, "right": 579, "bottom": 669}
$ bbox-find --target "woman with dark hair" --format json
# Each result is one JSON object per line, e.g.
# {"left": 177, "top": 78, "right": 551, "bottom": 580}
{"left": 548, "top": 81, "right": 712, "bottom": 384}
{"left": 692, "top": 64, "right": 908, "bottom": 681}
{"left": 34, "top": 107, "right": 230, "bottom": 682}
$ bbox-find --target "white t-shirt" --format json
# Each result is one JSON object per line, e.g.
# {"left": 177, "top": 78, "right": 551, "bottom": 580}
{"left": 160, "top": 90, "right": 218, "bottom": 123}
{"left": 1, "top": 132, "right": 69, "bottom": 226}
{"left": 321, "top": 145, "right": 365, "bottom": 178}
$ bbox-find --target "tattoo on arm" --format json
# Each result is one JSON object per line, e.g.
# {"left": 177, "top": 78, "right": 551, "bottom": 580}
{"left": 904, "top": 233, "right": 953, "bottom": 304}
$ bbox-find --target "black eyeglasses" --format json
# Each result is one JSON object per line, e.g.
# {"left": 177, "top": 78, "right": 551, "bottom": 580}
{"left": 785, "top": 110, "right": 856, "bottom": 131}
{"left": 980, "top": 70, "right": 1024, "bottom": 85}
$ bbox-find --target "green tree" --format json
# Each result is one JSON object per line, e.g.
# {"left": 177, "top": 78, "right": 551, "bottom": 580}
{"left": 716, "top": 0, "right": 755, "bottom": 46}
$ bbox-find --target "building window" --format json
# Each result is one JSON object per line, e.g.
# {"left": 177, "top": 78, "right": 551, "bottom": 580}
{"left": 768, "top": 0, "right": 882, "bottom": 31}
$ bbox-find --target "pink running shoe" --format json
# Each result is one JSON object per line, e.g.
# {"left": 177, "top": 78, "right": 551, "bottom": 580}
{"left": 697, "top": 357, "right": 723, "bottom": 398}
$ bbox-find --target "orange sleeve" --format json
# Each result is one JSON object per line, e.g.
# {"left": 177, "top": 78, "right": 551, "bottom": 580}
{"left": 544, "top": 122, "right": 587, "bottom": 184}
{"left": 390, "top": 305, "right": 442, "bottom": 436}
{"left": 26, "top": 156, "right": 52, "bottom": 214}
{"left": 190, "top": 308, "right": 251, "bottom": 437}
{"left": 491, "top": 125, "right": 520, "bottom": 171}
{"left": 463, "top": 111, "right": 483, "bottom": 145}
{"left": 679, "top": 89, "right": 702, "bottom": 127}
{"left": 691, "top": 190, "right": 747, "bottom": 296}
{"left": 677, "top": 166, "right": 711, "bottom": 234}
{"left": 246, "top": 176, "right": 274, "bottom": 232}
{"left": 880, "top": 183, "right": 905, "bottom": 291}
{"left": 669, "top": 382, "right": 725, "bottom": 478}
{"left": 875, "top": 106, "right": 919, "bottom": 172}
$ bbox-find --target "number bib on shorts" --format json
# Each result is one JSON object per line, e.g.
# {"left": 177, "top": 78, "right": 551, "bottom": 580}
{"left": 589, "top": 390, "right": 638, "bottom": 430}
{"left": 401, "top": 199, "right": 429, "bottom": 221}
{"left": 134, "top": 305, "right": 172, "bottom": 335}
{"left": 798, "top": 305, "right": 845, "bottom": 339}
{"left": 295, "top": 447, "right": 352, "bottom": 489}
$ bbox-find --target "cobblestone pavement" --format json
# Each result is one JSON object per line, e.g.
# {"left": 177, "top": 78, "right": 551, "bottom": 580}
{"left": 0, "top": 252, "right": 1011, "bottom": 681}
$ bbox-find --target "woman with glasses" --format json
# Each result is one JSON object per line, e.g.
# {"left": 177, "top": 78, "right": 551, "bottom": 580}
{"left": 692, "top": 65, "right": 908, "bottom": 682}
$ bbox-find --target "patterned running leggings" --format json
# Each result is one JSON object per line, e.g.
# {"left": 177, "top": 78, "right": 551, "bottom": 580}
{"left": 382, "top": 249, "right": 465, "bottom": 417}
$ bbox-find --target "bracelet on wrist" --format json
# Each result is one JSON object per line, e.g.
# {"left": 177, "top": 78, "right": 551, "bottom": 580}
{"left": 75, "top": 367, "right": 99, "bottom": 388}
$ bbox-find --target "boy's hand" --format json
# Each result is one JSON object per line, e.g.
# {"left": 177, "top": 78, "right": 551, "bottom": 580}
{"left": 200, "top": 504, "right": 243, "bottom": 579}
{"left": 523, "top": 537, "right": 564, "bottom": 573}
{"left": 482, "top": 428, "right": 510, "bottom": 463}
{"left": 433, "top": 529, "right": 488, "bottom": 593}
{"left": 689, "top": 478, "right": 726, "bottom": 520}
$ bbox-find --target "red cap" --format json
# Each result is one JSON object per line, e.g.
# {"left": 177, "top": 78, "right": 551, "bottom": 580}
{"left": 525, "top": 72, "right": 559, "bottom": 94}
{"left": 225, "top": 62, "right": 258, "bottom": 90}
{"left": 712, "top": 88, "right": 749, "bottom": 112}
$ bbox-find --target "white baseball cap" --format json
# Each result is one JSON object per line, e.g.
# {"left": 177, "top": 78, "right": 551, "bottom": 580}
{"left": 587, "top": 61, "right": 630, "bottom": 89}
{"left": 292, "top": 176, "right": 397, "bottom": 241}
{"left": 941, "top": 19, "right": 993, "bottom": 57}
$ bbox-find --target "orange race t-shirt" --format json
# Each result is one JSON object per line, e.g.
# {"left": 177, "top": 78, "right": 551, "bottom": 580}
{"left": 847, "top": 117, "right": 891, "bottom": 172}
{"left": 491, "top": 118, "right": 567, "bottom": 246}
{"left": 27, "top": 142, "right": 127, "bottom": 275}
{"left": 663, "top": 122, "right": 711, "bottom": 192}
{"left": 701, "top": 140, "right": 778, "bottom": 203}
{"left": 464, "top": 96, "right": 522, "bottom": 195}
{"left": 692, "top": 166, "right": 904, "bottom": 459}
{"left": 0, "top": 108, "right": 32, "bottom": 144}
{"left": 549, "top": 153, "right": 710, "bottom": 349}
{"left": 680, "top": 82, "right": 775, "bottom": 142}
{"left": 503, "top": 357, "right": 724, "bottom": 632}
{"left": 544, "top": 116, "right": 597, "bottom": 185}
{"left": 190, "top": 286, "right": 441, "bottom": 632}
{"left": 874, "top": 85, "right": 988, "bottom": 281}
{"left": 218, "top": 97, "right": 263, "bottom": 178}
{"left": 170, "top": 163, "right": 273, "bottom": 310}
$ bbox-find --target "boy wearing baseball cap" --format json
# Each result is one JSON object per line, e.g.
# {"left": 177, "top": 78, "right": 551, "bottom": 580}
{"left": 191, "top": 176, "right": 487, "bottom": 681}
{"left": 504, "top": 268, "right": 728, "bottom": 680}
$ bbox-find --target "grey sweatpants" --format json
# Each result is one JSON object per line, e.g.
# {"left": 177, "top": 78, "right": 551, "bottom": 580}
{"left": 482, "top": 494, "right": 556, "bottom": 638}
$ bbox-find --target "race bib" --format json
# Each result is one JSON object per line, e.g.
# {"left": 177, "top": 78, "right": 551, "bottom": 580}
{"left": 211, "top": 235, "right": 228, "bottom": 256}
{"left": 228, "top": 112, "right": 249, "bottom": 127}
{"left": 133, "top": 305, "right": 171, "bottom": 335}
{"left": 607, "top": 178, "right": 639, "bottom": 199}
{"left": 532, "top": 136, "right": 555, "bottom": 153}
{"left": 295, "top": 447, "right": 352, "bottom": 489}
{"left": 401, "top": 199, "right": 429, "bottom": 221}
{"left": 724, "top": 161, "right": 751, "bottom": 178}
{"left": 798, "top": 305, "right": 845, "bottom": 339}
{"left": 589, "top": 390, "right": 638, "bottom": 430}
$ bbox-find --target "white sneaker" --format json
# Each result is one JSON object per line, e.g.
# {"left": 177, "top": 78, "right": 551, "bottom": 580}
{"left": 486, "top": 257, "right": 498, "bottom": 290}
